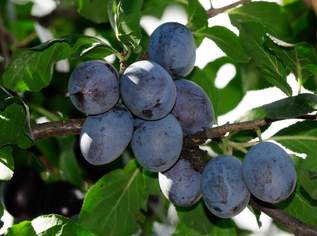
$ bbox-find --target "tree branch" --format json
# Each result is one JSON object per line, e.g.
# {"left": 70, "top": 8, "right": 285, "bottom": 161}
{"left": 207, "top": 0, "right": 251, "bottom": 18}
{"left": 250, "top": 198, "right": 317, "bottom": 236}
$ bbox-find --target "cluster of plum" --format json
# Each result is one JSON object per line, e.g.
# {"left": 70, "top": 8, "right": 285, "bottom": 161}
{"left": 3, "top": 166, "right": 83, "bottom": 219}
{"left": 68, "top": 22, "right": 212, "bottom": 172}
{"left": 68, "top": 22, "right": 297, "bottom": 219}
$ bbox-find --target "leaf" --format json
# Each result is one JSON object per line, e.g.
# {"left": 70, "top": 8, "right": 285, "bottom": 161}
{"left": 6, "top": 221, "right": 36, "bottom": 236}
{"left": 0, "top": 104, "right": 32, "bottom": 149}
{"left": 272, "top": 121, "right": 317, "bottom": 200}
{"left": 186, "top": 0, "right": 208, "bottom": 32}
{"left": 266, "top": 40, "right": 317, "bottom": 86}
{"left": 278, "top": 186, "right": 317, "bottom": 227}
{"left": 0, "top": 146, "right": 14, "bottom": 181}
{"left": 176, "top": 203, "right": 237, "bottom": 236}
{"left": 77, "top": 0, "right": 109, "bottom": 23}
{"left": 2, "top": 42, "right": 71, "bottom": 92}
{"left": 58, "top": 137, "right": 84, "bottom": 187}
{"left": 6, "top": 214, "right": 95, "bottom": 236}
{"left": 0, "top": 202, "right": 3, "bottom": 219}
{"left": 79, "top": 161, "right": 151, "bottom": 236}
{"left": 237, "top": 22, "right": 291, "bottom": 95}
{"left": 107, "top": 0, "right": 143, "bottom": 51}
{"left": 1, "top": 36, "right": 114, "bottom": 92}
{"left": 229, "top": 1, "right": 291, "bottom": 40}
{"left": 239, "top": 93, "right": 317, "bottom": 121}
{"left": 189, "top": 57, "right": 244, "bottom": 117}
{"left": 142, "top": 0, "right": 179, "bottom": 18}
{"left": 194, "top": 26, "right": 249, "bottom": 63}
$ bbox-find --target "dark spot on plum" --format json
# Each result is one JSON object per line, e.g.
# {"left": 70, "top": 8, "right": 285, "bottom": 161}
{"left": 142, "top": 109, "right": 153, "bottom": 118}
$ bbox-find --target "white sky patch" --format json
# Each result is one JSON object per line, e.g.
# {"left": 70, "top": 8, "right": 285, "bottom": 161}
{"left": 215, "top": 63, "right": 236, "bottom": 89}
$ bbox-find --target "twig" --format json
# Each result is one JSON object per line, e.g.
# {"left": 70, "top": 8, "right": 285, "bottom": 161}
{"left": 250, "top": 198, "right": 317, "bottom": 236}
{"left": 32, "top": 118, "right": 85, "bottom": 140}
{"left": 31, "top": 115, "right": 317, "bottom": 142}
{"left": 207, "top": 0, "right": 251, "bottom": 18}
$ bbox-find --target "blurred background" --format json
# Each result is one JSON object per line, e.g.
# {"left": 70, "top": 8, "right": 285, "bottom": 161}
{"left": 0, "top": 0, "right": 316, "bottom": 235}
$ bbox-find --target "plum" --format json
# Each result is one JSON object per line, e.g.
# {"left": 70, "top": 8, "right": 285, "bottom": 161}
{"left": 242, "top": 142, "right": 296, "bottom": 203}
{"left": 172, "top": 79, "right": 214, "bottom": 136}
{"left": 148, "top": 22, "right": 196, "bottom": 77}
{"left": 3, "top": 166, "right": 44, "bottom": 219}
{"left": 159, "top": 159, "right": 201, "bottom": 207}
{"left": 42, "top": 181, "right": 84, "bottom": 217}
{"left": 68, "top": 60, "right": 119, "bottom": 115}
{"left": 120, "top": 60, "right": 176, "bottom": 120}
{"left": 80, "top": 106, "right": 133, "bottom": 165}
{"left": 201, "top": 156, "right": 250, "bottom": 218}
{"left": 131, "top": 114, "right": 183, "bottom": 172}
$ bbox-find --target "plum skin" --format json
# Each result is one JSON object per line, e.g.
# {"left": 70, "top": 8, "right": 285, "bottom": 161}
{"left": 172, "top": 79, "right": 214, "bottom": 136}
{"left": 3, "top": 166, "right": 44, "bottom": 219}
{"left": 148, "top": 22, "right": 196, "bottom": 77}
{"left": 80, "top": 106, "right": 134, "bottom": 165}
{"left": 131, "top": 114, "right": 183, "bottom": 172}
{"left": 68, "top": 60, "right": 119, "bottom": 115}
{"left": 159, "top": 159, "right": 202, "bottom": 207}
{"left": 120, "top": 60, "right": 176, "bottom": 120}
{"left": 201, "top": 155, "right": 250, "bottom": 218}
{"left": 42, "top": 181, "right": 84, "bottom": 217}
{"left": 242, "top": 142, "right": 297, "bottom": 203}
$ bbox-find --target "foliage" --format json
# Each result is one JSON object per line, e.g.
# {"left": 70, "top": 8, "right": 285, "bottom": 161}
{"left": 0, "top": 0, "right": 317, "bottom": 235}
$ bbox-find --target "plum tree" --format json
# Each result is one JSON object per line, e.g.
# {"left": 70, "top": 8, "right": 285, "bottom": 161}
{"left": 68, "top": 60, "right": 119, "bottom": 115}
{"left": 201, "top": 156, "right": 250, "bottom": 218}
{"left": 158, "top": 159, "right": 201, "bottom": 207}
{"left": 3, "top": 166, "right": 44, "bottom": 219}
{"left": 80, "top": 106, "right": 133, "bottom": 165}
{"left": 148, "top": 22, "right": 196, "bottom": 77}
{"left": 172, "top": 79, "right": 214, "bottom": 136}
{"left": 42, "top": 181, "right": 84, "bottom": 217}
{"left": 120, "top": 60, "right": 176, "bottom": 120}
{"left": 242, "top": 142, "right": 297, "bottom": 203}
{"left": 131, "top": 114, "right": 183, "bottom": 172}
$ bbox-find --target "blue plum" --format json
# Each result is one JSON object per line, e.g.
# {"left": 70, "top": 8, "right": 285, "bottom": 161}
{"left": 242, "top": 142, "right": 296, "bottom": 203}
{"left": 131, "top": 114, "right": 183, "bottom": 172}
{"left": 201, "top": 156, "right": 250, "bottom": 218}
{"left": 159, "top": 159, "right": 201, "bottom": 207}
{"left": 120, "top": 60, "right": 176, "bottom": 120}
{"left": 148, "top": 22, "right": 196, "bottom": 77}
{"left": 68, "top": 60, "right": 119, "bottom": 115}
{"left": 172, "top": 79, "right": 214, "bottom": 136}
{"left": 80, "top": 106, "right": 133, "bottom": 165}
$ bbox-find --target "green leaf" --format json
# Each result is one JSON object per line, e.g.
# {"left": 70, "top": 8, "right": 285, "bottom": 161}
{"left": 0, "top": 104, "right": 32, "bottom": 149}
{"left": 272, "top": 121, "right": 317, "bottom": 200}
{"left": 176, "top": 203, "right": 237, "bottom": 236}
{"left": 58, "top": 137, "right": 84, "bottom": 187}
{"left": 0, "top": 202, "right": 3, "bottom": 219}
{"left": 2, "top": 42, "right": 71, "bottom": 92}
{"left": 229, "top": 2, "right": 291, "bottom": 40}
{"left": 239, "top": 93, "right": 317, "bottom": 121}
{"left": 6, "top": 214, "right": 95, "bottom": 236}
{"left": 1, "top": 36, "right": 114, "bottom": 92}
{"left": 0, "top": 146, "right": 14, "bottom": 181}
{"left": 186, "top": 0, "right": 208, "bottom": 32}
{"left": 77, "top": 0, "right": 109, "bottom": 23}
{"left": 278, "top": 186, "right": 317, "bottom": 227}
{"left": 194, "top": 26, "right": 249, "bottom": 63}
{"left": 6, "top": 221, "right": 36, "bottom": 236}
{"left": 142, "top": 0, "right": 179, "bottom": 18}
{"left": 189, "top": 57, "right": 244, "bottom": 117}
{"left": 79, "top": 161, "right": 151, "bottom": 236}
{"left": 107, "top": 0, "right": 143, "bottom": 51}
{"left": 266, "top": 40, "right": 317, "bottom": 86}
{"left": 237, "top": 22, "right": 291, "bottom": 95}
